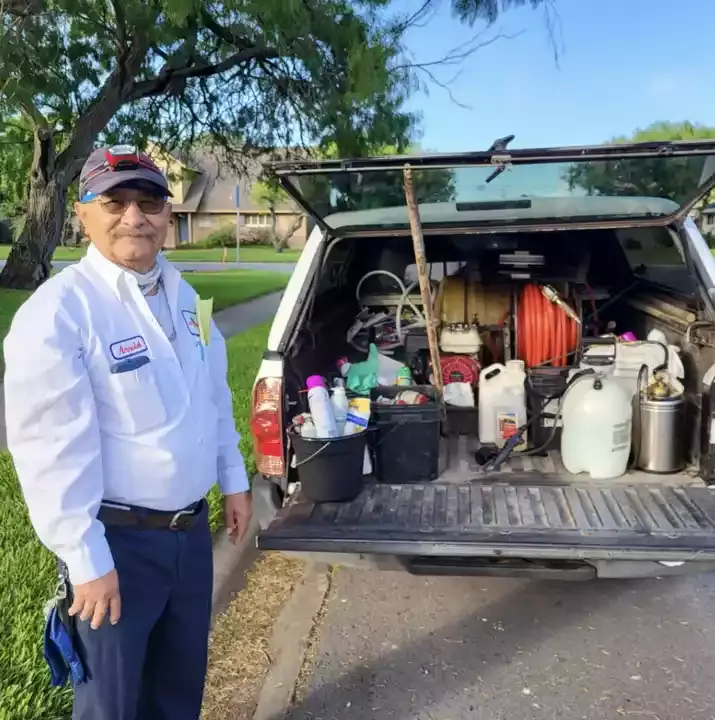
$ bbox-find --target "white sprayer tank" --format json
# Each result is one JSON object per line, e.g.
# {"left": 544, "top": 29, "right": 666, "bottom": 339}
{"left": 561, "top": 373, "right": 632, "bottom": 479}
{"left": 479, "top": 360, "right": 527, "bottom": 448}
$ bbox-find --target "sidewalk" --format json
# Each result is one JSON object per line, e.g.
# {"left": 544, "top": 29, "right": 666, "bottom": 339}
{"left": 0, "top": 291, "right": 283, "bottom": 452}
{"left": 213, "top": 289, "right": 283, "bottom": 338}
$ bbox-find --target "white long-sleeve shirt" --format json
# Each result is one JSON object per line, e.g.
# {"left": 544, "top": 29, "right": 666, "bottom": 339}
{"left": 4, "top": 244, "right": 249, "bottom": 585}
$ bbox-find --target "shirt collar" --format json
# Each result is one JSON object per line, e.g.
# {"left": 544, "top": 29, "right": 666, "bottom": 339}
{"left": 84, "top": 243, "right": 177, "bottom": 296}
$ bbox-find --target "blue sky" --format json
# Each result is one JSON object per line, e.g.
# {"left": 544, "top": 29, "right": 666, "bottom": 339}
{"left": 400, "top": 0, "right": 715, "bottom": 151}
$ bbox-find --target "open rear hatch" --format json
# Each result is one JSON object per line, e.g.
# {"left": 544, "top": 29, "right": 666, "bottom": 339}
{"left": 258, "top": 139, "right": 715, "bottom": 563}
{"left": 258, "top": 480, "right": 715, "bottom": 561}
{"left": 270, "top": 138, "right": 715, "bottom": 235}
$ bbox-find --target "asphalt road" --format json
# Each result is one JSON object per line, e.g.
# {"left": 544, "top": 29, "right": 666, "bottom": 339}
{"left": 288, "top": 568, "right": 715, "bottom": 720}
{"left": 0, "top": 260, "right": 297, "bottom": 274}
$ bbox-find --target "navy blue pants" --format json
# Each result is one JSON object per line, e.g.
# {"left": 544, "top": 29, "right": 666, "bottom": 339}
{"left": 72, "top": 504, "right": 213, "bottom": 720}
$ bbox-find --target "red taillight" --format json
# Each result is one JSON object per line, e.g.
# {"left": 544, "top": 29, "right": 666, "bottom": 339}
{"left": 250, "top": 377, "right": 285, "bottom": 476}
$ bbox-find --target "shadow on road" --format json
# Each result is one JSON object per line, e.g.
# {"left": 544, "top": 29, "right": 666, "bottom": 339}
{"left": 281, "top": 574, "right": 682, "bottom": 720}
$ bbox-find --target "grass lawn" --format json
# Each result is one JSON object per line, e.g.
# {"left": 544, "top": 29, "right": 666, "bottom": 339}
{"left": 184, "top": 270, "right": 287, "bottom": 312}
{"left": 0, "top": 246, "right": 301, "bottom": 264}
{"left": 0, "top": 288, "right": 32, "bottom": 354}
{"left": 164, "top": 246, "right": 301, "bottom": 263}
{"left": 0, "top": 320, "right": 271, "bottom": 720}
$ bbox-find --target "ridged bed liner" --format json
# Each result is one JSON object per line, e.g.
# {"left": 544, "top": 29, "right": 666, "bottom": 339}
{"left": 259, "top": 435, "right": 715, "bottom": 560}
{"left": 258, "top": 481, "right": 715, "bottom": 559}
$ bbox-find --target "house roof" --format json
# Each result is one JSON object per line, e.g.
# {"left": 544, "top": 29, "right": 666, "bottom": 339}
{"left": 166, "top": 146, "right": 304, "bottom": 214}
{"left": 171, "top": 171, "right": 211, "bottom": 213}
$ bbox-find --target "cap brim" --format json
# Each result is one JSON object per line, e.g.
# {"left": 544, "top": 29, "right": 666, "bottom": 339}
{"left": 85, "top": 168, "right": 173, "bottom": 197}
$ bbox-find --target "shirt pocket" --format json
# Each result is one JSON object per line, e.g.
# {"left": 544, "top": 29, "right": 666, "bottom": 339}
{"left": 94, "top": 361, "right": 167, "bottom": 435}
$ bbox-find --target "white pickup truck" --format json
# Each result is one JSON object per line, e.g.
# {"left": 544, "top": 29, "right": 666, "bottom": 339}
{"left": 249, "top": 139, "right": 715, "bottom": 580}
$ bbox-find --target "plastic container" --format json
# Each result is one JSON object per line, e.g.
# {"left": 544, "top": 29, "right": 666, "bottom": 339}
{"left": 561, "top": 373, "right": 632, "bottom": 479}
{"left": 444, "top": 406, "right": 479, "bottom": 435}
{"left": 337, "top": 357, "right": 351, "bottom": 378}
{"left": 370, "top": 385, "right": 440, "bottom": 483}
{"left": 331, "top": 379, "right": 349, "bottom": 435}
{"left": 343, "top": 396, "right": 373, "bottom": 474}
{"left": 581, "top": 339, "right": 678, "bottom": 399}
{"left": 289, "top": 430, "right": 367, "bottom": 503}
{"left": 478, "top": 360, "right": 527, "bottom": 449}
{"left": 396, "top": 366, "right": 413, "bottom": 386}
{"left": 306, "top": 375, "right": 338, "bottom": 438}
{"left": 525, "top": 367, "right": 572, "bottom": 453}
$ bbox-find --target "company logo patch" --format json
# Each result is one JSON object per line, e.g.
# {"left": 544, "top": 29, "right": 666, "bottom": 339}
{"left": 182, "top": 310, "right": 200, "bottom": 337}
{"left": 109, "top": 335, "right": 148, "bottom": 360}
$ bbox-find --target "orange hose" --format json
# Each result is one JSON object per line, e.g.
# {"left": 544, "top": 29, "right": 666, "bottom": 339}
{"left": 517, "top": 284, "right": 580, "bottom": 368}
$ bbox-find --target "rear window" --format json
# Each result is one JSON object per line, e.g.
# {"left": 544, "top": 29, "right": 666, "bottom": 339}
{"left": 282, "top": 151, "right": 715, "bottom": 232}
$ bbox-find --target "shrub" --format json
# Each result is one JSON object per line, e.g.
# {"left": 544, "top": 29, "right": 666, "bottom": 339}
{"left": 194, "top": 226, "right": 235, "bottom": 249}
{"left": 176, "top": 224, "right": 275, "bottom": 251}
{"left": 239, "top": 226, "right": 273, "bottom": 246}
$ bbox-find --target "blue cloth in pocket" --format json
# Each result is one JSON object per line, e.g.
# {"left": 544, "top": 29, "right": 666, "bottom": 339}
{"left": 42, "top": 567, "right": 86, "bottom": 687}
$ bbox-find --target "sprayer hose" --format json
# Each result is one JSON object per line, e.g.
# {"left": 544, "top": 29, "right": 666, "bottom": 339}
{"left": 517, "top": 284, "right": 580, "bottom": 368}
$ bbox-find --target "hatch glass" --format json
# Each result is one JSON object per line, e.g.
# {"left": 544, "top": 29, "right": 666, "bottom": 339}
{"left": 272, "top": 142, "right": 715, "bottom": 232}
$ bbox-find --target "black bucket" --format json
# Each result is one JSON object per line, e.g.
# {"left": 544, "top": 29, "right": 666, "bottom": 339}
{"left": 289, "top": 429, "right": 367, "bottom": 503}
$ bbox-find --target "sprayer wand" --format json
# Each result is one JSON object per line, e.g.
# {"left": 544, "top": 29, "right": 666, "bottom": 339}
{"left": 481, "top": 368, "right": 597, "bottom": 473}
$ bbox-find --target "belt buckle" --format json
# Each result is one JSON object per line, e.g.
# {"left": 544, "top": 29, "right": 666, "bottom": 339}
{"left": 169, "top": 508, "right": 194, "bottom": 530}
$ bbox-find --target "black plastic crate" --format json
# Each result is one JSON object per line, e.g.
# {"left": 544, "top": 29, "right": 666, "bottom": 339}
{"left": 443, "top": 405, "right": 479, "bottom": 436}
{"left": 525, "top": 367, "right": 573, "bottom": 454}
{"left": 370, "top": 386, "right": 441, "bottom": 483}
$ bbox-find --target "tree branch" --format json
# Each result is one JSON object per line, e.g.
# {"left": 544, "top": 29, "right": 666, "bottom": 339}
{"left": 17, "top": 96, "right": 48, "bottom": 131}
{"left": 56, "top": 37, "right": 152, "bottom": 181}
{"left": 109, "top": 0, "right": 127, "bottom": 55}
{"left": 128, "top": 43, "right": 280, "bottom": 103}
{"left": 0, "top": 0, "right": 43, "bottom": 18}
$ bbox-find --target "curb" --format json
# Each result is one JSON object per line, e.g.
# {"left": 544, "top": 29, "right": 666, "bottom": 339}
{"left": 211, "top": 515, "right": 261, "bottom": 617}
{"left": 252, "top": 564, "right": 331, "bottom": 720}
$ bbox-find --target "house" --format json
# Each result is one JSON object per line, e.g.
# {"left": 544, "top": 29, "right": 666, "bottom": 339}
{"left": 149, "top": 145, "right": 308, "bottom": 250}
{"left": 699, "top": 203, "right": 715, "bottom": 239}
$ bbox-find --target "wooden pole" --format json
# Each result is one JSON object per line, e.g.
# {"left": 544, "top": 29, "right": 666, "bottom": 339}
{"left": 403, "top": 164, "right": 444, "bottom": 396}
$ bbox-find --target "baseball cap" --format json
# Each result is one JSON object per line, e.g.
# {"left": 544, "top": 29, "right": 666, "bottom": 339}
{"left": 79, "top": 146, "right": 173, "bottom": 200}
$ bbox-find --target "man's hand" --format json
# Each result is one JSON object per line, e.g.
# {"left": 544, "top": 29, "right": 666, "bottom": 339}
{"left": 68, "top": 568, "right": 121, "bottom": 630}
{"left": 224, "top": 491, "right": 252, "bottom": 544}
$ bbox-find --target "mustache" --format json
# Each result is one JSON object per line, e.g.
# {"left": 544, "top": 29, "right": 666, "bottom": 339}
{"left": 112, "top": 229, "right": 155, "bottom": 238}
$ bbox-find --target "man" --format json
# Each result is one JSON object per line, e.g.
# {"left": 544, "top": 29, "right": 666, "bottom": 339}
{"left": 4, "top": 145, "right": 253, "bottom": 720}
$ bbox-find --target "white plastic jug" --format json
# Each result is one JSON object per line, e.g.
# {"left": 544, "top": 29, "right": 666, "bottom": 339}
{"left": 478, "top": 360, "right": 527, "bottom": 448}
{"left": 306, "top": 375, "right": 338, "bottom": 438}
{"left": 561, "top": 373, "right": 632, "bottom": 479}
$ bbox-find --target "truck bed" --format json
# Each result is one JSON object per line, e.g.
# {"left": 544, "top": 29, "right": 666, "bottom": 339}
{"left": 437, "top": 434, "right": 702, "bottom": 486}
{"left": 259, "top": 437, "right": 715, "bottom": 561}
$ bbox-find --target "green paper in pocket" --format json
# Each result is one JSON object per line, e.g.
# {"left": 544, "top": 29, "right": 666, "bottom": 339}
{"left": 196, "top": 295, "right": 214, "bottom": 346}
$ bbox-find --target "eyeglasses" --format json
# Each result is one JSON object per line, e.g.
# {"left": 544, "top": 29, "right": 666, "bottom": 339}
{"left": 98, "top": 197, "right": 167, "bottom": 215}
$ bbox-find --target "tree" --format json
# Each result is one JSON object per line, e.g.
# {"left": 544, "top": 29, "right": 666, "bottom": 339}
{"left": 564, "top": 121, "right": 715, "bottom": 209}
{"left": 250, "top": 181, "right": 302, "bottom": 253}
{"left": 0, "top": 0, "right": 547, "bottom": 289}
{"left": 0, "top": 1, "right": 417, "bottom": 288}
{"left": 0, "top": 117, "right": 33, "bottom": 220}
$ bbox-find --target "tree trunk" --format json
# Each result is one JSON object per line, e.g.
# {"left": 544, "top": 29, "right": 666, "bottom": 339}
{"left": 0, "top": 178, "right": 66, "bottom": 288}
{"left": 269, "top": 207, "right": 282, "bottom": 252}
{"left": 274, "top": 215, "right": 303, "bottom": 252}
{"left": 0, "top": 129, "right": 68, "bottom": 289}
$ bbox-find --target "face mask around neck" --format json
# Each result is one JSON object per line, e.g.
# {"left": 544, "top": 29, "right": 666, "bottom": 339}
{"left": 125, "top": 263, "right": 162, "bottom": 294}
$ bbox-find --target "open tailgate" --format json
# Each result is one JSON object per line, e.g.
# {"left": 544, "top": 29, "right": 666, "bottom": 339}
{"left": 258, "top": 481, "right": 715, "bottom": 561}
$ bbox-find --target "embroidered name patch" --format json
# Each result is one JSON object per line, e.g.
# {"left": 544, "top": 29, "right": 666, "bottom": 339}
{"left": 181, "top": 310, "right": 200, "bottom": 337}
{"left": 109, "top": 335, "right": 148, "bottom": 360}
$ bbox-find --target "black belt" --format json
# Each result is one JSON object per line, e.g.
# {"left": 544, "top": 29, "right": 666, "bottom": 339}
{"left": 97, "top": 499, "right": 205, "bottom": 531}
